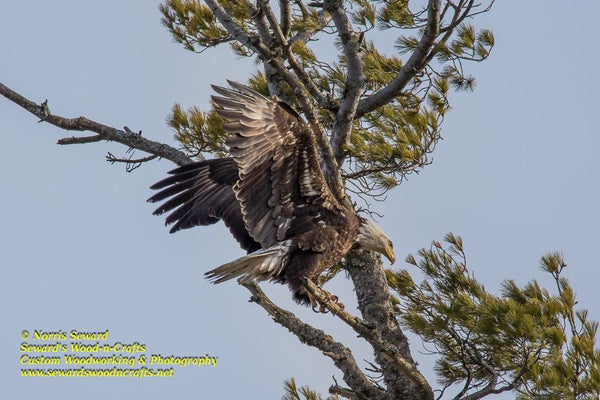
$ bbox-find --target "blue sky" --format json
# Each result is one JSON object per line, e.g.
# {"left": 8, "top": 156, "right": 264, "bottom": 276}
{"left": 1, "top": 1, "right": 599, "bottom": 398}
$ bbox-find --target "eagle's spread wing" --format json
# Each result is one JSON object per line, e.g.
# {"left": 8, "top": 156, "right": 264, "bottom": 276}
{"left": 211, "top": 81, "right": 343, "bottom": 250}
{"left": 148, "top": 158, "right": 261, "bottom": 253}
{"left": 149, "top": 82, "right": 354, "bottom": 292}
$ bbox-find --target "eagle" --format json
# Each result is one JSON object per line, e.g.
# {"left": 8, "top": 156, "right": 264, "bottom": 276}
{"left": 148, "top": 81, "right": 395, "bottom": 309}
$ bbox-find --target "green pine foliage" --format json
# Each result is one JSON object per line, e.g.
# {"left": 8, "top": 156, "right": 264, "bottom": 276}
{"left": 159, "top": 0, "right": 494, "bottom": 197}
{"left": 387, "top": 234, "right": 600, "bottom": 398}
{"left": 283, "top": 378, "right": 339, "bottom": 400}
{"left": 167, "top": 103, "right": 228, "bottom": 157}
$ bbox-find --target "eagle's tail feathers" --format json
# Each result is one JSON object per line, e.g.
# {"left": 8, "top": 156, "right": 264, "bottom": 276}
{"left": 205, "top": 240, "right": 292, "bottom": 284}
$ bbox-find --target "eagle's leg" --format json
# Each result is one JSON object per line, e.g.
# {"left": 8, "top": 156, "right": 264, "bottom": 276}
{"left": 302, "top": 278, "right": 345, "bottom": 312}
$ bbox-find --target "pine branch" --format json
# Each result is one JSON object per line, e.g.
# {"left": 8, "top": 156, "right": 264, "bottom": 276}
{"left": 0, "top": 82, "right": 192, "bottom": 167}
{"left": 242, "top": 281, "right": 390, "bottom": 400}
{"left": 356, "top": 0, "right": 442, "bottom": 117}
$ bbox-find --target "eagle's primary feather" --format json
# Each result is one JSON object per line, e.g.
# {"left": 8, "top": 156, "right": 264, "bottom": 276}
{"left": 148, "top": 81, "right": 395, "bottom": 306}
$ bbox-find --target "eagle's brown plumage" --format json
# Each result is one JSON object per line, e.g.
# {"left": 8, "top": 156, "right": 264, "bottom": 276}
{"left": 148, "top": 81, "right": 394, "bottom": 306}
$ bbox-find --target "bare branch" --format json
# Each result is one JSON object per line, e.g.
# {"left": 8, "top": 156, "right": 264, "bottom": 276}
{"left": 242, "top": 281, "right": 389, "bottom": 400}
{"left": 294, "top": 0, "right": 310, "bottom": 17}
{"left": 308, "top": 275, "right": 433, "bottom": 399}
{"left": 324, "top": 0, "right": 366, "bottom": 163}
{"left": 329, "top": 384, "right": 359, "bottom": 399}
{"left": 106, "top": 151, "right": 159, "bottom": 172}
{"left": 356, "top": 0, "right": 442, "bottom": 117}
{"left": 279, "top": 0, "right": 292, "bottom": 37}
{"left": 259, "top": 0, "right": 287, "bottom": 46}
{"left": 0, "top": 82, "right": 193, "bottom": 166}
{"left": 57, "top": 135, "right": 103, "bottom": 145}
{"left": 247, "top": 0, "right": 274, "bottom": 47}
{"left": 460, "top": 376, "right": 516, "bottom": 400}
{"left": 306, "top": 276, "right": 439, "bottom": 398}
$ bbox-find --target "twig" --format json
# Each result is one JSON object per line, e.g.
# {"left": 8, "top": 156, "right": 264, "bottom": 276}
{"left": 106, "top": 152, "right": 159, "bottom": 172}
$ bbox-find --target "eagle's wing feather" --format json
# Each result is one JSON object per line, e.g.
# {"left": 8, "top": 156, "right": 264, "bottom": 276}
{"left": 211, "top": 81, "right": 342, "bottom": 251}
{"left": 147, "top": 158, "right": 261, "bottom": 252}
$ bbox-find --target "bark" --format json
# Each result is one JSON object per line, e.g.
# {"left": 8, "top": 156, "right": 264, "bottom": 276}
{"left": 347, "top": 251, "right": 434, "bottom": 400}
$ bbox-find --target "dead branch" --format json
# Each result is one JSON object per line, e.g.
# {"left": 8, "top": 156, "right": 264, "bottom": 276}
{"left": 0, "top": 82, "right": 192, "bottom": 167}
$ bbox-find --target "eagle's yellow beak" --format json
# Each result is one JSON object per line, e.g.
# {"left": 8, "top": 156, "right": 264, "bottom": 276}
{"left": 384, "top": 242, "right": 395, "bottom": 265}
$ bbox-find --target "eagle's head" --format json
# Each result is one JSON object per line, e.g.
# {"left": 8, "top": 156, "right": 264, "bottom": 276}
{"left": 356, "top": 219, "right": 396, "bottom": 264}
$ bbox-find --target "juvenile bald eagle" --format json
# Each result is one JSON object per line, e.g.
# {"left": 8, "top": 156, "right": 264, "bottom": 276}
{"left": 148, "top": 81, "right": 395, "bottom": 307}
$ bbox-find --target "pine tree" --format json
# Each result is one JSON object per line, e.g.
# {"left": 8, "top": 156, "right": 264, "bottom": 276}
{"left": 2, "top": 1, "right": 599, "bottom": 399}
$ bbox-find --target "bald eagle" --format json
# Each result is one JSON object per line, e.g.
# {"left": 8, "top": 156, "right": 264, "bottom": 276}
{"left": 148, "top": 81, "right": 395, "bottom": 308}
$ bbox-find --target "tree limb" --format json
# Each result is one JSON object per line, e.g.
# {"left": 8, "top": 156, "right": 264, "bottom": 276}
{"left": 355, "top": 0, "right": 442, "bottom": 117}
{"left": 259, "top": 0, "right": 287, "bottom": 46}
{"left": 242, "top": 281, "right": 390, "bottom": 400}
{"left": 324, "top": 0, "right": 366, "bottom": 163}
{"left": 279, "top": 0, "right": 292, "bottom": 37}
{"left": 346, "top": 250, "right": 434, "bottom": 400}
{"left": 0, "top": 82, "right": 192, "bottom": 167}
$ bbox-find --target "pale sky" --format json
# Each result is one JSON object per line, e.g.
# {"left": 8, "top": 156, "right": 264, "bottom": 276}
{"left": 1, "top": 1, "right": 599, "bottom": 399}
